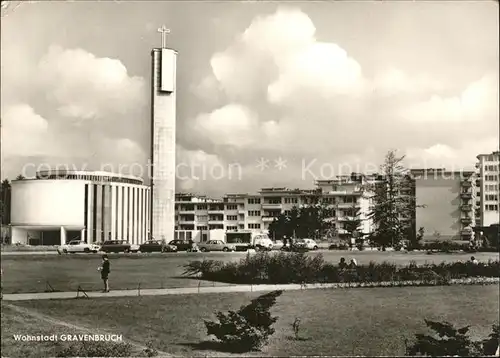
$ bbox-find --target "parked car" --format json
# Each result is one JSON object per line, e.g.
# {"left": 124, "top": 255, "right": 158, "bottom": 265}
{"left": 168, "top": 240, "right": 197, "bottom": 251}
{"left": 139, "top": 240, "right": 177, "bottom": 253}
{"left": 294, "top": 238, "right": 319, "bottom": 250}
{"left": 254, "top": 237, "right": 274, "bottom": 251}
{"left": 272, "top": 240, "right": 284, "bottom": 250}
{"left": 58, "top": 240, "right": 101, "bottom": 254}
{"left": 100, "top": 240, "right": 139, "bottom": 253}
{"left": 197, "top": 240, "right": 236, "bottom": 252}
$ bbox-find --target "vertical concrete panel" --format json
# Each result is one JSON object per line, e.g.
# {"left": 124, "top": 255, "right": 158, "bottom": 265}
{"left": 117, "top": 186, "right": 123, "bottom": 239}
{"left": 151, "top": 48, "right": 176, "bottom": 242}
{"left": 111, "top": 185, "right": 116, "bottom": 240}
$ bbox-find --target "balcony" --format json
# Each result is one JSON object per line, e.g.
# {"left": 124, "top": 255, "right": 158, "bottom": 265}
{"left": 208, "top": 209, "right": 225, "bottom": 214}
{"left": 460, "top": 230, "right": 473, "bottom": 237}
{"left": 262, "top": 203, "right": 282, "bottom": 210}
{"left": 238, "top": 210, "right": 246, "bottom": 214}
{"left": 461, "top": 204, "right": 472, "bottom": 211}
{"left": 460, "top": 192, "right": 473, "bottom": 199}
{"left": 461, "top": 217, "right": 473, "bottom": 225}
{"left": 178, "top": 209, "right": 195, "bottom": 214}
{"left": 461, "top": 180, "right": 472, "bottom": 188}
{"left": 337, "top": 202, "right": 360, "bottom": 208}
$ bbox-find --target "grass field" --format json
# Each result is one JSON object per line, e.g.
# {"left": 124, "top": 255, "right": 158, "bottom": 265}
{"left": 1, "top": 251, "right": 498, "bottom": 294}
{"left": 2, "top": 285, "right": 498, "bottom": 357}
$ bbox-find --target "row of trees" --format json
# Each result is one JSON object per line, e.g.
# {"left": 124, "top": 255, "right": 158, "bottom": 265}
{"left": 268, "top": 150, "right": 420, "bottom": 249}
{"left": 1, "top": 175, "right": 25, "bottom": 226}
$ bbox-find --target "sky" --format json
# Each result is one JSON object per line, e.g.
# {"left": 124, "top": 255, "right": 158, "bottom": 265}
{"left": 1, "top": 0, "right": 499, "bottom": 196}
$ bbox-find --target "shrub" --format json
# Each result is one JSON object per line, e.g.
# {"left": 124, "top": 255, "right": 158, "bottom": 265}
{"left": 183, "top": 252, "right": 499, "bottom": 285}
{"left": 56, "top": 341, "right": 133, "bottom": 357}
{"left": 406, "top": 320, "right": 499, "bottom": 357}
{"left": 204, "top": 290, "right": 283, "bottom": 352}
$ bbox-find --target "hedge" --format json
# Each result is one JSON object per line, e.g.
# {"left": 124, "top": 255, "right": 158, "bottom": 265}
{"left": 182, "top": 252, "right": 500, "bottom": 285}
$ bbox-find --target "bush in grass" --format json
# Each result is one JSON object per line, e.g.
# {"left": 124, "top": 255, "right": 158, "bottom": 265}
{"left": 406, "top": 320, "right": 499, "bottom": 357}
{"left": 56, "top": 341, "right": 133, "bottom": 357}
{"left": 183, "top": 252, "right": 499, "bottom": 285}
{"left": 204, "top": 290, "right": 283, "bottom": 352}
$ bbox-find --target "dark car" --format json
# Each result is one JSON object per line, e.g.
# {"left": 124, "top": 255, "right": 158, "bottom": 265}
{"left": 100, "top": 240, "right": 137, "bottom": 253}
{"left": 168, "top": 240, "right": 196, "bottom": 251}
{"left": 139, "top": 240, "right": 177, "bottom": 253}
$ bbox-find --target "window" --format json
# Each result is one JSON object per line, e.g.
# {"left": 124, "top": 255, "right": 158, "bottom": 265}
{"left": 226, "top": 226, "right": 238, "bottom": 231}
{"left": 248, "top": 223, "right": 261, "bottom": 229}
{"left": 486, "top": 194, "right": 498, "bottom": 201}
{"left": 486, "top": 204, "right": 499, "bottom": 211}
{"left": 226, "top": 204, "right": 238, "bottom": 210}
{"left": 226, "top": 215, "right": 238, "bottom": 221}
{"left": 266, "top": 198, "right": 281, "bottom": 204}
{"left": 197, "top": 226, "right": 208, "bottom": 231}
{"left": 248, "top": 210, "right": 261, "bottom": 216}
{"left": 284, "top": 197, "right": 298, "bottom": 204}
{"left": 248, "top": 198, "right": 261, "bottom": 204}
{"left": 197, "top": 204, "right": 207, "bottom": 210}
{"left": 197, "top": 215, "right": 208, "bottom": 221}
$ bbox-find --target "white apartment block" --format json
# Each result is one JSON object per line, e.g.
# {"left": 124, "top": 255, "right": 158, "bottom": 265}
{"left": 475, "top": 151, "right": 500, "bottom": 227}
{"left": 174, "top": 173, "right": 377, "bottom": 241}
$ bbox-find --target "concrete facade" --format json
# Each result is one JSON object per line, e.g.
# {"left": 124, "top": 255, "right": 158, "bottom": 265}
{"left": 10, "top": 170, "right": 150, "bottom": 245}
{"left": 175, "top": 174, "right": 378, "bottom": 238}
{"left": 475, "top": 151, "right": 500, "bottom": 227}
{"left": 411, "top": 169, "right": 475, "bottom": 242}
{"left": 150, "top": 48, "right": 177, "bottom": 243}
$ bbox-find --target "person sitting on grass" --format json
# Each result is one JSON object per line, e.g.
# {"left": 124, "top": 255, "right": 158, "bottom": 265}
{"left": 349, "top": 258, "right": 358, "bottom": 268}
{"left": 470, "top": 256, "right": 479, "bottom": 264}
{"left": 97, "top": 255, "right": 110, "bottom": 292}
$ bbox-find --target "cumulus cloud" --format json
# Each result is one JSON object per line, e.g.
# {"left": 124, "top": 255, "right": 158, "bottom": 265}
{"left": 188, "top": 6, "right": 498, "bottom": 194}
{"left": 1, "top": 104, "right": 51, "bottom": 157}
{"left": 405, "top": 137, "right": 499, "bottom": 169}
{"left": 1, "top": 46, "right": 148, "bottom": 180}
{"left": 38, "top": 45, "right": 147, "bottom": 121}
{"left": 403, "top": 74, "right": 498, "bottom": 123}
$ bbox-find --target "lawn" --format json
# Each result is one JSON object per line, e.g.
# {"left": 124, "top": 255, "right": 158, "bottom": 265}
{"left": 4, "top": 285, "right": 499, "bottom": 357}
{"left": 1, "top": 251, "right": 498, "bottom": 294}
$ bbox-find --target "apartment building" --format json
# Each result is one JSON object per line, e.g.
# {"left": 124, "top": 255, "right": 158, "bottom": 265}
{"left": 174, "top": 173, "right": 377, "bottom": 240}
{"left": 475, "top": 151, "right": 500, "bottom": 227}
{"left": 410, "top": 169, "right": 476, "bottom": 242}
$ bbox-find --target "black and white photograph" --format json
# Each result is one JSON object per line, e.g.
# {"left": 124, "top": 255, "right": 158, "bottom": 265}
{"left": 0, "top": 0, "right": 499, "bottom": 357}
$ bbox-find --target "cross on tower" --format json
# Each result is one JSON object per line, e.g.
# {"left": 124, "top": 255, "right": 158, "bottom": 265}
{"left": 157, "top": 25, "right": 170, "bottom": 49}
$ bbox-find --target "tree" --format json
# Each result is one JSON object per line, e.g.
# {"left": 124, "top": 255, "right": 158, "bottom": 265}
{"left": 15, "top": 174, "right": 25, "bottom": 180}
{"left": 0, "top": 179, "right": 11, "bottom": 225}
{"left": 343, "top": 202, "right": 363, "bottom": 236}
{"left": 268, "top": 215, "right": 288, "bottom": 241}
{"left": 368, "top": 150, "right": 420, "bottom": 250}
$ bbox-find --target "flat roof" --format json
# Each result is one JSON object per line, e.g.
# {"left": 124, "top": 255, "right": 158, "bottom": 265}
{"left": 36, "top": 169, "right": 142, "bottom": 182}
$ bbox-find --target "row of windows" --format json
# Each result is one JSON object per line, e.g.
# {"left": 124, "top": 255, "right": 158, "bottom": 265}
{"left": 485, "top": 194, "right": 499, "bottom": 201}
{"left": 484, "top": 184, "right": 499, "bottom": 192}
{"left": 40, "top": 174, "right": 142, "bottom": 185}
{"left": 485, "top": 204, "right": 499, "bottom": 211}
{"left": 248, "top": 198, "right": 261, "bottom": 204}
{"left": 248, "top": 223, "right": 261, "bottom": 229}
{"left": 226, "top": 215, "right": 238, "bottom": 221}
{"left": 485, "top": 175, "right": 498, "bottom": 181}
{"left": 248, "top": 210, "right": 261, "bottom": 216}
{"left": 484, "top": 165, "right": 499, "bottom": 172}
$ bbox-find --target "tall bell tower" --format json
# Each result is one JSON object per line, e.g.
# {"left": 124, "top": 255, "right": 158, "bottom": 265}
{"left": 150, "top": 25, "right": 177, "bottom": 242}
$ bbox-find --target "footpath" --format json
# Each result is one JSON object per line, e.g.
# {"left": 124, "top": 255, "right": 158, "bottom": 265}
{"left": 2, "top": 277, "right": 498, "bottom": 301}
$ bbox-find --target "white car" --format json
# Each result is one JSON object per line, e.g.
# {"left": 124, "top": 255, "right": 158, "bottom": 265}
{"left": 58, "top": 240, "right": 101, "bottom": 254}
{"left": 254, "top": 237, "right": 274, "bottom": 251}
{"left": 294, "top": 238, "right": 319, "bottom": 250}
{"left": 197, "top": 240, "right": 236, "bottom": 252}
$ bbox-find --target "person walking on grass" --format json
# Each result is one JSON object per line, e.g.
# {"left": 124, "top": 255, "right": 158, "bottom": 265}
{"left": 98, "top": 254, "right": 110, "bottom": 292}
